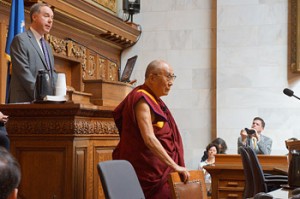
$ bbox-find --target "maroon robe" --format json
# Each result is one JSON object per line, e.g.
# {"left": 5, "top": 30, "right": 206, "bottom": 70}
{"left": 112, "top": 84, "right": 185, "bottom": 199}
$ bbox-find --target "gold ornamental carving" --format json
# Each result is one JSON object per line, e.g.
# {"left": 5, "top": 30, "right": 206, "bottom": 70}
{"left": 46, "top": 35, "right": 119, "bottom": 83}
{"left": 7, "top": 118, "right": 118, "bottom": 135}
{"left": 98, "top": 58, "right": 107, "bottom": 79}
{"left": 75, "top": 119, "right": 119, "bottom": 134}
{"left": 47, "top": 35, "right": 67, "bottom": 56}
{"left": 84, "top": 0, "right": 117, "bottom": 13}
{"left": 83, "top": 52, "right": 97, "bottom": 79}
{"left": 108, "top": 61, "right": 119, "bottom": 81}
{"left": 7, "top": 119, "right": 74, "bottom": 134}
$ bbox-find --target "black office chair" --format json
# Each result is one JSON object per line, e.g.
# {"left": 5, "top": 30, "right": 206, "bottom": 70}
{"left": 245, "top": 146, "right": 288, "bottom": 194}
{"left": 253, "top": 192, "right": 273, "bottom": 199}
{"left": 239, "top": 146, "right": 255, "bottom": 198}
{"left": 97, "top": 160, "right": 145, "bottom": 199}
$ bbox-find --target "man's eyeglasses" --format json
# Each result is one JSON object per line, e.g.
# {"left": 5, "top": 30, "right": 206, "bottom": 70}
{"left": 153, "top": 74, "right": 177, "bottom": 81}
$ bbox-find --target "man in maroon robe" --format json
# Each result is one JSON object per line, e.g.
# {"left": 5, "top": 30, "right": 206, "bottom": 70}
{"left": 113, "top": 60, "right": 189, "bottom": 199}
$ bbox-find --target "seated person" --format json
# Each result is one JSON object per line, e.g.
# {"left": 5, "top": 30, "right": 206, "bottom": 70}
{"left": 0, "top": 111, "right": 9, "bottom": 151}
{"left": 199, "top": 143, "right": 219, "bottom": 195}
{"left": 0, "top": 147, "right": 21, "bottom": 199}
{"left": 237, "top": 117, "right": 272, "bottom": 154}
{"left": 201, "top": 137, "right": 227, "bottom": 162}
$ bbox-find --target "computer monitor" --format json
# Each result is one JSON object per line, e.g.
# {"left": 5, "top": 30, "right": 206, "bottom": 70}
{"left": 120, "top": 55, "right": 138, "bottom": 82}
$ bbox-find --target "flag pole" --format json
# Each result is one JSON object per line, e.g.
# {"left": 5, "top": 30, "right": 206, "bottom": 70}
{"left": 4, "top": 0, "right": 25, "bottom": 103}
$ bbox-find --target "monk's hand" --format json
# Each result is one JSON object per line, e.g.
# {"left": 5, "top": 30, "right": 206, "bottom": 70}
{"left": 0, "top": 112, "right": 8, "bottom": 124}
{"left": 175, "top": 166, "right": 190, "bottom": 183}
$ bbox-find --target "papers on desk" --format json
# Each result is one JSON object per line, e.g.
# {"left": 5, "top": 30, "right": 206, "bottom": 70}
{"left": 43, "top": 95, "right": 67, "bottom": 102}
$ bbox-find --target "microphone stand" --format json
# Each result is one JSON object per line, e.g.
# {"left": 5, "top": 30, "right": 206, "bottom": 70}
{"left": 292, "top": 95, "right": 300, "bottom": 100}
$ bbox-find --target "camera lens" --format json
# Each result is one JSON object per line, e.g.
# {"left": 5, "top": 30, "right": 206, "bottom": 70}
{"left": 245, "top": 128, "right": 256, "bottom": 135}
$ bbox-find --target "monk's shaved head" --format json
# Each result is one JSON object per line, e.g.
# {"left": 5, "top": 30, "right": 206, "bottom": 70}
{"left": 145, "top": 60, "right": 167, "bottom": 79}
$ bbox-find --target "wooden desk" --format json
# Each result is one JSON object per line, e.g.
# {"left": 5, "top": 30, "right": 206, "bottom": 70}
{"left": 204, "top": 154, "right": 288, "bottom": 199}
{"left": 273, "top": 167, "right": 288, "bottom": 175}
{"left": 0, "top": 103, "right": 119, "bottom": 199}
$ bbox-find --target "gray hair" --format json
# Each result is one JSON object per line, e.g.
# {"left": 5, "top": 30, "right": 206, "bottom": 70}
{"left": 30, "top": 3, "right": 51, "bottom": 22}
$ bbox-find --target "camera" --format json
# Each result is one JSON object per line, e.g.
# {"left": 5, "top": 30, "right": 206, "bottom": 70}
{"left": 245, "top": 128, "right": 256, "bottom": 135}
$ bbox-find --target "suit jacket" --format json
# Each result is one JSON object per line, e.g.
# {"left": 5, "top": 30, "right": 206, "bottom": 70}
{"left": 9, "top": 29, "right": 57, "bottom": 103}
{"left": 0, "top": 124, "right": 9, "bottom": 151}
{"left": 0, "top": 123, "right": 6, "bottom": 135}
{"left": 237, "top": 134, "right": 272, "bottom": 154}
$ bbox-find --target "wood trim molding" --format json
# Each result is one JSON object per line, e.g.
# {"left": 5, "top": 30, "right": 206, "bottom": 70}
{"left": 290, "top": 0, "right": 300, "bottom": 72}
{"left": 0, "top": 103, "right": 119, "bottom": 135}
{"left": 47, "top": 0, "right": 141, "bottom": 49}
{"left": 82, "top": 0, "right": 117, "bottom": 13}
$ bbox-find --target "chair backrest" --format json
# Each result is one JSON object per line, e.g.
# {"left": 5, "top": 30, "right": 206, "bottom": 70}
{"left": 168, "top": 170, "right": 208, "bottom": 199}
{"left": 239, "top": 146, "right": 255, "bottom": 198}
{"left": 253, "top": 192, "right": 273, "bottom": 199}
{"left": 245, "top": 146, "right": 268, "bottom": 193}
{"left": 285, "top": 139, "right": 300, "bottom": 164}
{"left": 97, "top": 160, "right": 145, "bottom": 199}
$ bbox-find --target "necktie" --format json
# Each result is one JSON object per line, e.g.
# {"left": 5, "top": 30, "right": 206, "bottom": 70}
{"left": 40, "top": 37, "right": 52, "bottom": 73}
{"left": 252, "top": 137, "right": 257, "bottom": 149}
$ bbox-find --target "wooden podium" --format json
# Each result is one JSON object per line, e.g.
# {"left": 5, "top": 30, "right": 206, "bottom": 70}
{"left": 0, "top": 103, "right": 119, "bottom": 199}
{"left": 204, "top": 154, "right": 288, "bottom": 199}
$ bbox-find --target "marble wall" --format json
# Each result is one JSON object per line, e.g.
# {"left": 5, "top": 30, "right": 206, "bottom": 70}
{"left": 119, "top": 0, "right": 298, "bottom": 169}
{"left": 216, "top": 0, "right": 298, "bottom": 156}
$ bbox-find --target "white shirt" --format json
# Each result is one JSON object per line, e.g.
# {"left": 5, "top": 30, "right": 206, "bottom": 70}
{"left": 30, "top": 27, "right": 44, "bottom": 53}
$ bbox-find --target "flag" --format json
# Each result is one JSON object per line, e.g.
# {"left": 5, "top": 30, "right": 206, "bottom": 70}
{"left": 4, "top": 0, "right": 25, "bottom": 103}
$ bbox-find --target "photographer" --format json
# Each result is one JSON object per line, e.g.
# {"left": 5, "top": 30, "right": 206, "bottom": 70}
{"left": 237, "top": 117, "right": 272, "bottom": 154}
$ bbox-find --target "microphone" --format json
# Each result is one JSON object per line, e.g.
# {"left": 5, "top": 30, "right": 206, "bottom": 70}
{"left": 283, "top": 88, "right": 300, "bottom": 100}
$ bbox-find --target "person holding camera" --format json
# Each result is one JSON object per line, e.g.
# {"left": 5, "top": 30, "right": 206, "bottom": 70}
{"left": 237, "top": 117, "right": 272, "bottom": 154}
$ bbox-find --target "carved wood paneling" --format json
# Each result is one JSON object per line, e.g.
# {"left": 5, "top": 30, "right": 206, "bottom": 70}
{"left": 0, "top": 104, "right": 119, "bottom": 135}
{"left": 290, "top": 0, "right": 299, "bottom": 72}
{"left": 74, "top": 147, "right": 87, "bottom": 199}
{"left": 15, "top": 146, "right": 71, "bottom": 199}
{"left": 7, "top": 116, "right": 118, "bottom": 135}
{"left": 289, "top": 0, "right": 300, "bottom": 73}
{"left": 94, "top": 148, "right": 114, "bottom": 199}
{"left": 100, "top": 30, "right": 136, "bottom": 48}
{"left": 74, "top": 119, "right": 118, "bottom": 135}
{"left": 84, "top": 0, "right": 117, "bottom": 13}
{"left": 46, "top": 34, "right": 120, "bottom": 91}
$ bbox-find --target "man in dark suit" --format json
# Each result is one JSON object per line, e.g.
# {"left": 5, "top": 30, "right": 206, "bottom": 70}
{"left": 9, "top": 2, "right": 57, "bottom": 103}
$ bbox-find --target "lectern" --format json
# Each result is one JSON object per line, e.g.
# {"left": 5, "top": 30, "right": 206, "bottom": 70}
{"left": 0, "top": 103, "right": 119, "bottom": 199}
